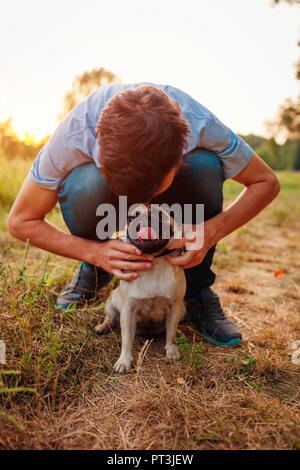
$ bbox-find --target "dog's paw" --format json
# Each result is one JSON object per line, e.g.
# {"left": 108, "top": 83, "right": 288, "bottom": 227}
{"left": 166, "top": 344, "right": 181, "bottom": 361}
{"left": 114, "top": 356, "right": 132, "bottom": 374}
{"left": 94, "top": 322, "right": 110, "bottom": 335}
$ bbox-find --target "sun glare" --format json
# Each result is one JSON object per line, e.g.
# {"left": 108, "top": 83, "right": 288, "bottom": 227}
{"left": 14, "top": 127, "right": 45, "bottom": 145}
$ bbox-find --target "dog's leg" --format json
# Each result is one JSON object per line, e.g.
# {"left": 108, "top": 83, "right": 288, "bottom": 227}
{"left": 180, "top": 302, "right": 186, "bottom": 322}
{"left": 94, "top": 295, "right": 119, "bottom": 335}
{"left": 114, "top": 299, "right": 136, "bottom": 373}
{"left": 165, "top": 299, "right": 182, "bottom": 361}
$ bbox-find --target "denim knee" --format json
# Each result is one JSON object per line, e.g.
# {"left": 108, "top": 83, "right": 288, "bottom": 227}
{"left": 183, "top": 148, "right": 225, "bottom": 220}
{"left": 151, "top": 148, "right": 224, "bottom": 222}
{"left": 57, "top": 163, "right": 117, "bottom": 240}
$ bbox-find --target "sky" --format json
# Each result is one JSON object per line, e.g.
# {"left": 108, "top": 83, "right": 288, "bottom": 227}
{"left": 0, "top": 0, "right": 299, "bottom": 141}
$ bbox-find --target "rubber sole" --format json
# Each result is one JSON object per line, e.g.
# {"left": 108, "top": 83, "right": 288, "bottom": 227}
{"left": 54, "top": 303, "right": 79, "bottom": 312}
{"left": 54, "top": 304, "right": 69, "bottom": 311}
{"left": 202, "top": 330, "right": 243, "bottom": 347}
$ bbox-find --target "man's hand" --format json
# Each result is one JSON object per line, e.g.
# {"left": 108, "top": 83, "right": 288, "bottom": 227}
{"left": 88, "top": 239, "right": 154, "bottom": 281}
{"left": 166, "top": 245, "right": 208, "bottom": 269}
{"left": 165, "top": 222, "right": 213, "bottom": 269}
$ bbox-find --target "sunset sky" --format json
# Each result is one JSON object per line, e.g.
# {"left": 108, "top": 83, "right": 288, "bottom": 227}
{"left": 0, "top": 0, "right": 299, "bottom": 141}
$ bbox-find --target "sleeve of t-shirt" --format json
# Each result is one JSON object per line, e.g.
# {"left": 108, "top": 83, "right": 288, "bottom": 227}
{"left": 196, "top": 115, "right": 254, "bottom": 179}
{"left": 29, "top": 118, "right": 96, "bottom": 190}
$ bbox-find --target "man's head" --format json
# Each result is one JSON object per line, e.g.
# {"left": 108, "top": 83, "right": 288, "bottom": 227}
{"left": 96, "top": 86, "right": 190, "bottom": 203}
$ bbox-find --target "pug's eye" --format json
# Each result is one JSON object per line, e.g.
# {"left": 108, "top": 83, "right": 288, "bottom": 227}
{"left": 128, "top": 211, "right": 141, "bottom": 223}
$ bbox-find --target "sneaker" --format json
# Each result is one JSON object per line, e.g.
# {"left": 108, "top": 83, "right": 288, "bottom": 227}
{"left": 185, "top": 287, "right": 242, "bottom": 346}
{"left": 55, "top": 262, "right": 113, "bottom": 311}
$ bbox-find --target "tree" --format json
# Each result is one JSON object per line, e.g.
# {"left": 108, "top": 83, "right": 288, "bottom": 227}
{"left": 239, "top": 133, "right": 268, "bottom": 149}
{"left": 0, "top": 118, "right": 20, "bottom": 158}
{"left": 272, "top": 0, "right": 300, "bottom": 4}
{"left": 0, "top": 118, "right": 48, "bottom": 160}
{"left": 277, "top": 98, "right": 300, "bottom": 137}
{"left": 58, "top": 67, "right": 121, "bottom": 120}
{"left": 268, "top": 0, "right": 300, "bottom": 141}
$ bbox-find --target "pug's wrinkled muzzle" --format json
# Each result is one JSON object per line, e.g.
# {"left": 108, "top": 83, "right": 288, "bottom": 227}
{"left": 127, "top": 211, "right": 174, "bottom": 255}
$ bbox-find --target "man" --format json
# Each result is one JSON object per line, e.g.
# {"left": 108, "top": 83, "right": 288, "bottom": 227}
{"left": 8, "top": 82, "right": 280, "bottom": 347}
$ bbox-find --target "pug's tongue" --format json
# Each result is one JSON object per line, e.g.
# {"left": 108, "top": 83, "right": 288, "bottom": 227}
{"left": 138, "top": 227, "right": 157, "bottom": 241}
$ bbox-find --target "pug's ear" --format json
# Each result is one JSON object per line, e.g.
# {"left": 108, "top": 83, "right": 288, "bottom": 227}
{"left": 172, "top": 219, "right": 183, "bottom": 241}
{"left": 166, "top": 220, "right": 180, "bottom": 249}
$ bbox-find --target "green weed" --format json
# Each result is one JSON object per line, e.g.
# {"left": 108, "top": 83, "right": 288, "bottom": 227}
{"left": 176, "top": 335, "right": 204, "bottom": 369}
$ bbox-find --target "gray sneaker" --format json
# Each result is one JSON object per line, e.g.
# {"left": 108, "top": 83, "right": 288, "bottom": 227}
{"left": 55, "top": 262, "right": 112, "bottom": 311}
{"left": 185, "top": 287, "right": 243, "bottom": 346}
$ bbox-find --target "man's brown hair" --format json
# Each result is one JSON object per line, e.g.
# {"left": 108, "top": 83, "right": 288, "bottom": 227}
{"left": 96, "top": 86, "right": 190, "bottom": 202}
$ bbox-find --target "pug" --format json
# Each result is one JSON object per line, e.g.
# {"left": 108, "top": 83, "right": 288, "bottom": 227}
{"left": 94, "top": 204, "right": 186, "bottom": 373}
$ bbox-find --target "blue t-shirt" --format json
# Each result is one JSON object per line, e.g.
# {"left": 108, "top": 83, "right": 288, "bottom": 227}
{"left": 29, "top": 82, "right": 254, "bottom": 189}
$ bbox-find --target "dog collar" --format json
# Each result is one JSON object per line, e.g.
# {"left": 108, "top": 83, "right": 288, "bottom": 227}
{"left": 154, "top": 247, "right": 185, "bottom": 259}
{"left": 111, "top": 232, "right": 185, "bottom": 259}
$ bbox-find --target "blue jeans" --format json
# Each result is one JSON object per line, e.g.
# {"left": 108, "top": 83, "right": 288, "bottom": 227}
{"left": 57, "top": 148, "right": 225, "bottom": 294}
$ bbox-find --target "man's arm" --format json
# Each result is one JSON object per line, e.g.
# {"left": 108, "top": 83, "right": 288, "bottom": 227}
{"left": 167, "top": 152, "right": 280, "bottom": 268}
{"left": 7, "top": 177, "right": 154, "bottom": 280}
{"left": 208, "top": 151, "right": 280, "bottom": 243}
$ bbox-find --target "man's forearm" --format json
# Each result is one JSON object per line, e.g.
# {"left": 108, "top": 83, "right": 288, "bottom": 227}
{"left": 206, "top": 179, "right": 280, "bottom": 247}
{"left": 9, "top": 218, "right": 99, "bottom": 265}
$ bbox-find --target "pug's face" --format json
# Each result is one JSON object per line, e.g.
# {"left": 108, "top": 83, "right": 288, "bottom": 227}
{"left": 126, "top": 204, "right": 175, "bottom": 255}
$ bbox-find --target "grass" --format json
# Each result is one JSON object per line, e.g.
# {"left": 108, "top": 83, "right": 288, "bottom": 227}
{"left": 0, "top": 159, "right": 299, "bottom": 450}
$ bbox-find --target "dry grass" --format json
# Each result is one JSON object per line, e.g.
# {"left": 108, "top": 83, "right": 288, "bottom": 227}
{"left": 0, "top": 171, "right": 299, "bottom": 450}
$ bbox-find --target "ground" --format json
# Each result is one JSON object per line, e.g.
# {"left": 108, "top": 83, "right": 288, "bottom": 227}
{"left": 0, "top": 162, "right": 299, "bottom": 450}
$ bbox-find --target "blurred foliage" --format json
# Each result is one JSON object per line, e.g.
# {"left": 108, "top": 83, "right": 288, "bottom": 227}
{"left": 0, "top": 118, "right": 49, "bottom": 160}
{"left": 58, "top": 67, "right": 121, "bottom": 120}
{"left": 1, "top": 123, "right": 299, "bottom": 171}
{"left": 269, "top": 0, "right": 300, "bottom": 141}
{"left": 1, "top": 115, "right": 299, "bottom": 170}
{"left": 272, "top": 0, "right": 300, "bottom": 4}
{"left": 276, "top": 98, "right": 300, "bottom": 137}
{"left": 240, "top": 134, "right": 300, "bottom": 171}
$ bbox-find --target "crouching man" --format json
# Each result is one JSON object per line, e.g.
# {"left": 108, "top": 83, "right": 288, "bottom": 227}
{"left": 8, "top": 83, "right": 280, "bottom": 346}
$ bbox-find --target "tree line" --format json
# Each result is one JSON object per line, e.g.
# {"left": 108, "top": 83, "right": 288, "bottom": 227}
{"left": 1, "top": 115, "right": 298, "bottom": 171}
